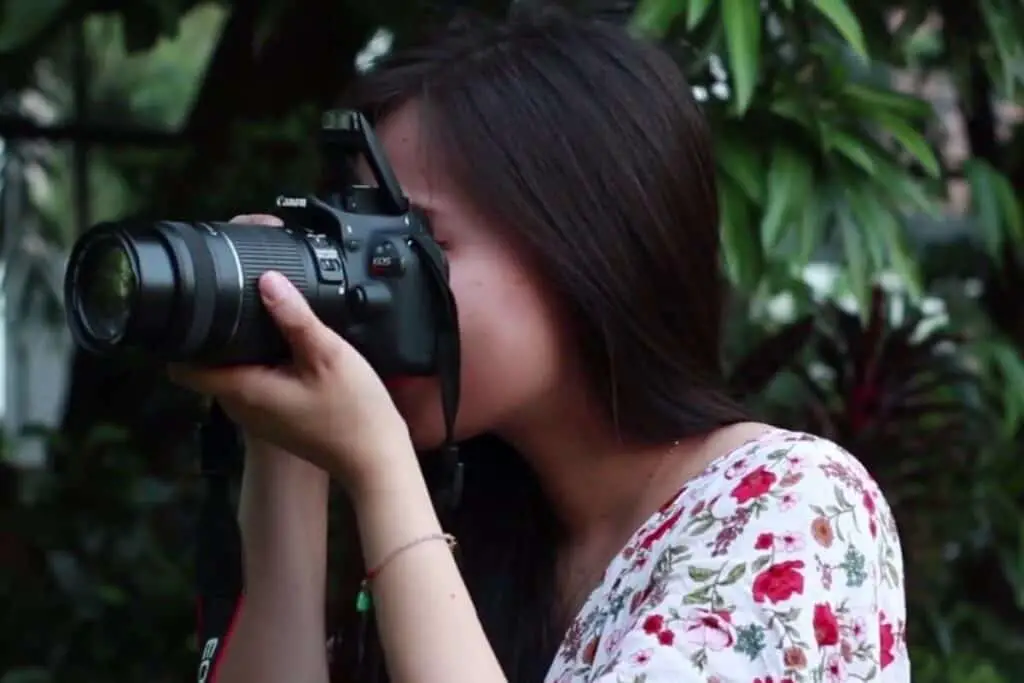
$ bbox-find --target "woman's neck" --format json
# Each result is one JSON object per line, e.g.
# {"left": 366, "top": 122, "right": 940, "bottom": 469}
{"left": 496, "top": 397, "right": 683, "bottom": 542}
{"left": 497, "top": 405, "right": 773, "bottom": 624}
{"left": 497, "top": 396, "right": 773, "bottom": 552}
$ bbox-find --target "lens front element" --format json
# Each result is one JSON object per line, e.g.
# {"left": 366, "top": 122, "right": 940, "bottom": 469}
{"left": 75, "top": 237, "right": 137, "bottom": 343}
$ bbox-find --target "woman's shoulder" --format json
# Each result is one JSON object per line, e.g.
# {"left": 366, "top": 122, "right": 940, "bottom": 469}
{"left": 547, "top": 429, "right": 910, "bottom": 683}
{"left": 688, "top": 427, "right": 884, "bottom": 505}
{"left": 634, "top": 428, "right": 902, "bottom": 563}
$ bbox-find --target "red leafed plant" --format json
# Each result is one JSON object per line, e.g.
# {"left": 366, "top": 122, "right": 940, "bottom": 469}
{"left": 790, "top": 287, "right": 991, "bottom": 465}
{"left": 731, "top": 284, "right": 1024, "bottom": 646}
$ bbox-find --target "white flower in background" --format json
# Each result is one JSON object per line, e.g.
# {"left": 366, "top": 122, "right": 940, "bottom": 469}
{"left": 876, "top": 270, "right": 907, "bottom": 294}
{"left": 710, "top": 82, "right": 730, "bottom": 100}
{"left": 708, "top": 54, "right": 728, "bottom": 82}
{"left": 912, "top": 296, "right": 949, "bottom": 342}
{"left": 808, "top": 361, "right": 836, "bottom": 385}
{"left": 801, "top": 262, "right": 841, "bottom": 301}
{"left": 837, "top": 294, "right": 859, "bottom": 316}
{"left": 752, "top": 261, "right": 953, "bottom": 342}
{"left": 764, "top": 291, "right": 797, "bottom": 324}
{"left": 964, "top": 278, "right": 983, "bottom": 298}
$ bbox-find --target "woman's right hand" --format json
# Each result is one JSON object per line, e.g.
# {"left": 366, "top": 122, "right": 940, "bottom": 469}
{"left": 211, "top": 216, "right": 333, "bottom": 683}
{"left": 225, "top": 213, "right": 330, "bottom": 489}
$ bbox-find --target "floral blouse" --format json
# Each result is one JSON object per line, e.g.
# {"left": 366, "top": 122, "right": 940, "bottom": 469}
{"left": 544, "top": 429, "right": 909, "bottom": 683}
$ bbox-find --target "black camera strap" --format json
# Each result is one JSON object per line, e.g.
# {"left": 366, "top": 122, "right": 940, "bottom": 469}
{"left": 409, "top": 232, "right": 465, "bottom": 512}
{"left": 195, "top": 234, "right": 463, "bottom": 683}
{"left": 195, "top": 401, "right": 243, "bottom": 683}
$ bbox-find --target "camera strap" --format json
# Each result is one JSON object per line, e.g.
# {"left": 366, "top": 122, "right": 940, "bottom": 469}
{"left": 409, "top": 232, "right": 465, "bottom": 513}
{"left": 195, "top": 401, "right": 243, "bottom": 683}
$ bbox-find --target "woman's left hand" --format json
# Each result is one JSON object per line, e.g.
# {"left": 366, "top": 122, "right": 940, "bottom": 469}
{"left": 169, "top": 269, "right": 414, "bottom": 495}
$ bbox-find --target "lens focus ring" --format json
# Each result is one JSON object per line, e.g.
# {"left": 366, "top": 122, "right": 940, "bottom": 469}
{"left": 214, "top": 224, "right": 315, "bottom": 362}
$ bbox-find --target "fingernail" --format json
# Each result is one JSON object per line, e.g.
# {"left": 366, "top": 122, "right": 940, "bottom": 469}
{"left": 260, "top": 271, "right": 293, "bottom": 303}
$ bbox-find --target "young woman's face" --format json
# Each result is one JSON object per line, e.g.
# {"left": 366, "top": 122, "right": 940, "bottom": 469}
{"left": 365, "top": 104, "right": 569, "bottom": 449}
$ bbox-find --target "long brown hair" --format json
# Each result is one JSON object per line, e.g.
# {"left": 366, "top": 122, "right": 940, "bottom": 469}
{"left": 330, "top": 8, "right": 749, "bottom": 682}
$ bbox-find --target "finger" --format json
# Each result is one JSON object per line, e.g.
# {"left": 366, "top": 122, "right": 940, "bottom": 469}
{"left": 259, "top": 271, "right": 341, "bottom": 371}
{"left": 168, "top": 363, "right": 255, "bottom": 395}
{"left": 229, "top": 213, "right": 283, "bottom": 226}
{"left": 169, "top": 362, "right": 300, "bottom": 405}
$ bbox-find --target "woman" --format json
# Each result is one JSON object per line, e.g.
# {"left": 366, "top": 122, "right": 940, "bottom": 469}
{"left": 173, "top": 9, "right": 909, "bottom": 683}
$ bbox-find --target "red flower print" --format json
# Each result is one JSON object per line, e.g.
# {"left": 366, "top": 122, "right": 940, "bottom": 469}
{"left": 810, "top": 516, "right": 835, "bottom": 547}
{"left": 824, "top": 653, "right": 845, "bottom": 683}
{"left": 779, "top": 532, "right": 805, "bottom": 553}
{"left": 783, "top": 646, "right": 807, "bottom": 669}
{"left": 731, "top": 466, "right": 778, "bottom": 503}
{"left": 642, "top": 614, "right": 664, "bottom": 634}
{"left": 725, "top": 458, "right": 749, "bottom": 479}
{"left": 880, "top": 615, "right": 896, "bottom": 669}
{"left": 631, "top": 584, "right": 654, "bottom": 614}
{"left": 812, "top": 603, "right": 840, "bottom": 646}
{"left": 546, "top": 432, "right": 909, "bottom": 683}
{"left": 850, "top": 617, "right": 867, "bottom": 641}
{"left": 752, "top": 560, "right": 805, "bottom": 604}
{"left": 681, "top": 609, "right": 735, "bottom": 651}
{"left": 638, "top": 507, "right": 685, "bottom": 550}
{"left": 779, "top": 472, "right": 803, "bottom": 487}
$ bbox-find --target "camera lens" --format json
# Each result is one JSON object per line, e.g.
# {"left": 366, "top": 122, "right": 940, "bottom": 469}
{"left": 75, "top": 236, "right": 137, "bottom": 343}
{"left": 64, "top": 220, "right": 324, "bottom": 365}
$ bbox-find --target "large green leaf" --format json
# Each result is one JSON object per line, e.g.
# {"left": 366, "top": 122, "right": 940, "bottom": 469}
{"left": 822, "top": 125, "right": 878, "bottom": 176}
{"left": 630, "top": 0, "right": 686, "bottom": 38}
{"left": 719, "top": 176, "right": 763, "bottom": 289}
{"left": 844, "top": 184, "right": 921, "bottom": 296}
{"left": 870, "top": 110, "right": 941, "bottom": 178}
{"left": 760, "top": 144, "right": 813, "bottom": 251}
{"left": 686, "top": 0, "right": 714, "bottom": 30}
{"left": 964, "top": 159, "right": 1024, "bottom": 253}
{"left": 837, "top": 202, "right": 870, "bottom": 314}
{"left": 722, "top": 0, "right": 760, "bottom": 114}
{"left": 842, "top": 83, "right": 934, "bottom": 120}
{"left": 716, "top": 133, "right": 764, "bottom": 203}
{"left": 981, "top": 0, "right": 1024, "bottom": 96}
{"left": 809, "top": 0, "right": 868, "bottom": 61}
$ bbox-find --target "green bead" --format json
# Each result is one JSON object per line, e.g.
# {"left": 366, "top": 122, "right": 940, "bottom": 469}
{"left": 355, "top": 588, "right": 372, "bottom": 613}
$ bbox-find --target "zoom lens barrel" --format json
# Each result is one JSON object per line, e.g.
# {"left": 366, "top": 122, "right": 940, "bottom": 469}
{"left": 64, "top": 220, "right": 344, "bottom": 365}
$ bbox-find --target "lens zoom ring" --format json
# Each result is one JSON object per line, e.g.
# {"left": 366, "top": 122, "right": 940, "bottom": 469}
{"left": 228, "top": 231, "right": 312, "bottom": 334}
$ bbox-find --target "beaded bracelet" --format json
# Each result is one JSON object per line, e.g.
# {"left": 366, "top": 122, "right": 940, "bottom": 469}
{"left": 355, "top": 532, "right": 458, "bottom": 612}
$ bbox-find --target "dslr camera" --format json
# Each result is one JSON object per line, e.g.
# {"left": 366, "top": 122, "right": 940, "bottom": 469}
{"left": 63, "top": 110, "right": 453, "bottom": 377}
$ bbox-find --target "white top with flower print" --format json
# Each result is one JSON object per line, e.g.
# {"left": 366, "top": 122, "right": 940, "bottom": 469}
{"left": 543, "top": 429, "right": 909, "bottom": 683}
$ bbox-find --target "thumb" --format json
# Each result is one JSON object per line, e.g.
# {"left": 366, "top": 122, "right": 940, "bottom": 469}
{"left": 259, "top": 271, "right": 339, "bottom": 370}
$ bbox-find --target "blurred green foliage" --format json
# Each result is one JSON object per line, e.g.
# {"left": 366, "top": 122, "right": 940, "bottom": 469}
{"left": 1, "top": 1, "right": 1024, "bottom": 682}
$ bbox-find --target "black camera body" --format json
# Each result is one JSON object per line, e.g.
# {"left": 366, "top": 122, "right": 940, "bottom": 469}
{"left": 63, "top": 111, "right": 452, "bottom": 378}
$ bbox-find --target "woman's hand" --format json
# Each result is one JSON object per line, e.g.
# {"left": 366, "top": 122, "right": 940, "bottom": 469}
{"left": 169, "top": 214, "right": 414, "bottom": 497}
